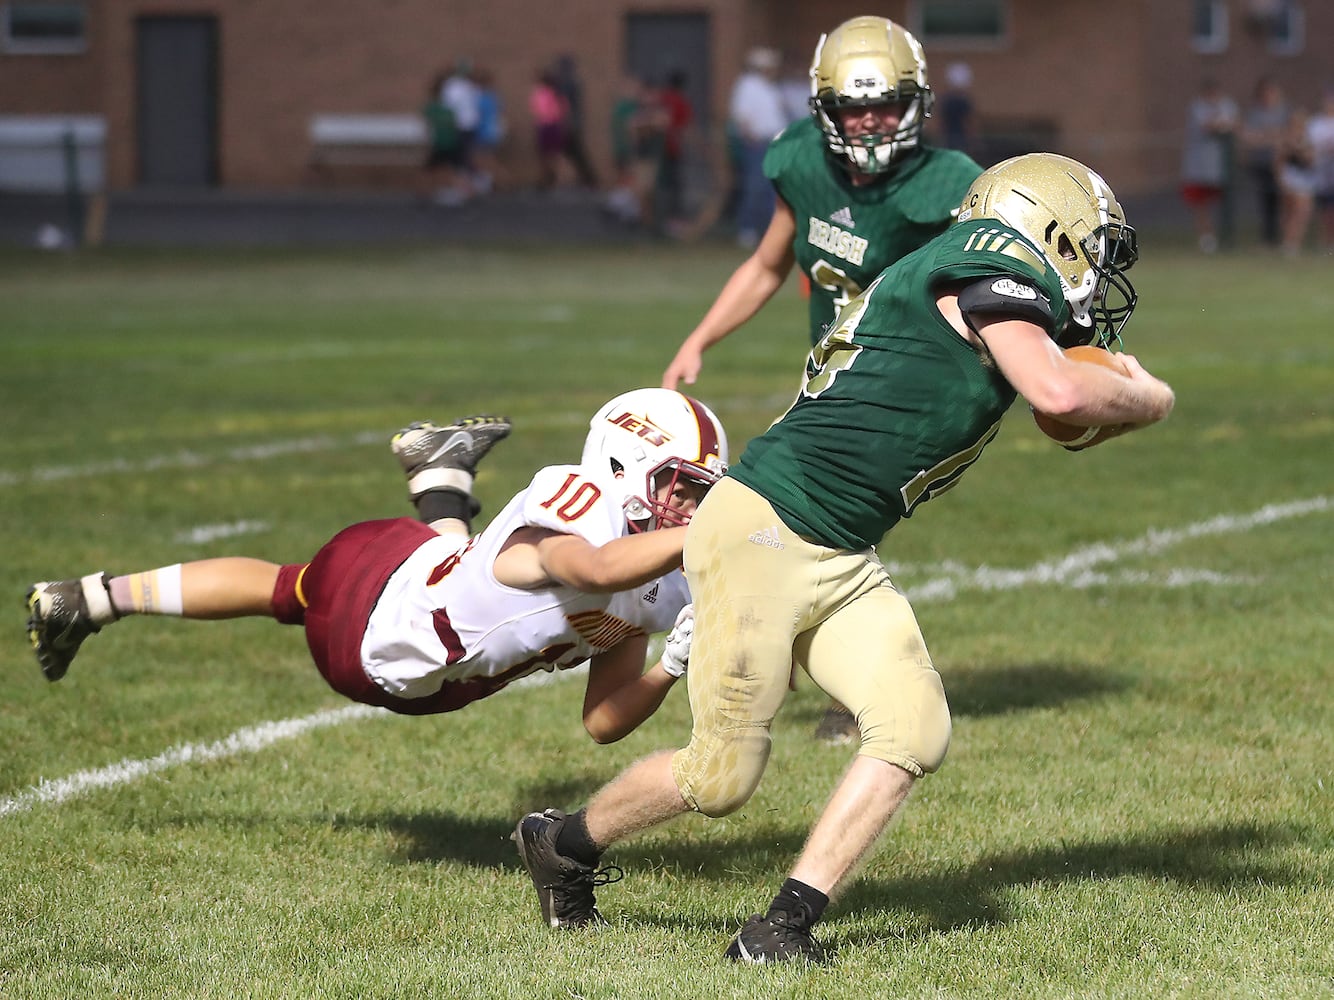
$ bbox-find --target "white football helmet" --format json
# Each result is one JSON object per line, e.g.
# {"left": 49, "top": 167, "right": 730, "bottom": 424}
{"left": 809, "top": 16, "right": 933, "bottom": 176}
{"left": 956, "top": 152, "right": 1139, "bottom": 347}
{"left": 581, "top": 388, "right": 728, "bottom": 532}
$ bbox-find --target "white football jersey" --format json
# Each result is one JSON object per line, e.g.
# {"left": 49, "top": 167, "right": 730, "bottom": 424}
{"left": 361, "top": 464, "right": 690, "bottom": 701}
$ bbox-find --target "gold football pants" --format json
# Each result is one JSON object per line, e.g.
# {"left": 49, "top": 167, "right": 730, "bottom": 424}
{"left": 672, "top": 477, "right": 950, "bottom": 816}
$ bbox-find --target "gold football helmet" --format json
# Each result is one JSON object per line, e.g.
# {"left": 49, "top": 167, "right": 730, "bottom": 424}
{"left": 956, "top": 153, "right": 1139, "bottom": 347}
{"left": 809, "top": 16, "right": 933, "bottom": 175}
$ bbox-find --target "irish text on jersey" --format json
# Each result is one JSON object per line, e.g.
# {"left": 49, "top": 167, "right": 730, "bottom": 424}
{"left": 808, "top": 217, "right": 869, "bottom": 266}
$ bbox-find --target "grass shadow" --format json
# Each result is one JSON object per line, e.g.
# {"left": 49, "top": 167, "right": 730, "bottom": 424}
{"left": 839, "top": 821, "right": 1307, "bottom": 939}
{"left": 942, "top": 661, "right": 1134, "bottom": 717}
{"left": 339, "top": 810, "right": 519, "bottom": 868}
{"left": 784, "top": 660, "right": 1132, "bottom": 730}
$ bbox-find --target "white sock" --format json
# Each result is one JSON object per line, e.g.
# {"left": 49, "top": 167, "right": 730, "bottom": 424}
{"left": 110, "top": 564, "right": 184, "bottom": 617}
{"left": 408, "top": 467, "right": 472, "bottom": 499}
{"left": 79, "top": 573, "right": 118, "bottom": 626}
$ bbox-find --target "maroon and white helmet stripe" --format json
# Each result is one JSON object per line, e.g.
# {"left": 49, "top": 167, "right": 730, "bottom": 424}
{"left": 681, "top": 394, "right": 721, "bottom": 463}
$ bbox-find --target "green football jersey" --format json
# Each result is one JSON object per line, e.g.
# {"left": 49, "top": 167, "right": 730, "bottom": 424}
{"left": 732, "top": 220, "right": 1070, "bottom": 551}
{"left": 764, "top": 117, "right": 982, "bottom": 345}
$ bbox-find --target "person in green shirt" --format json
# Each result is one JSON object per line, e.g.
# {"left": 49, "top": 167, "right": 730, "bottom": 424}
{"left": 517, "top": 152, "right": 1175, "bottom": 964}
{"left": 663, "top": 16, "right": 981, "bottom": 384}
{"left": 661, "top": 16, "right": 983, "bottom": 743}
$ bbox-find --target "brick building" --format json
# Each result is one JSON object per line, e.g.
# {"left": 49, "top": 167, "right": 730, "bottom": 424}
{"left": 0, "top": 0, "right": 1327, "bottom": 196}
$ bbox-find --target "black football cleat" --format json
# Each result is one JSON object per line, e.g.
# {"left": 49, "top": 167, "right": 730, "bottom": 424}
{"left": 391, "top": 414, "right": 511, "bottom": 498}
{"left": 25, "top": 573, "right": 115, "bottom": 682}
{"left": 724, "top": 912, "right": 828, "bottom": 964}
{"left": 512, "top": 808, "right": 621, "bottom": 929}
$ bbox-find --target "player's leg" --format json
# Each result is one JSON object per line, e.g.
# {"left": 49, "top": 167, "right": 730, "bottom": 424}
{"left": 26, "top": 558, "right": 281, "bottom": 682}
{"left": 391, "top": 414, "right": 511, "bottom": 533}
{"left": 729, "top": 557, "right": 948, "bottom": 964}
{"left": 512, "top": 479, "right": 800, "bottom": 931}
{"left": 788, "top": 577, "right": 949, "bottom": 893}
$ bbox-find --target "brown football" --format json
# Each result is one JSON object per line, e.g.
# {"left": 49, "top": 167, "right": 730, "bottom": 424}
{"left": 1032, "top": 345, "right": 1130, "bottom": 451}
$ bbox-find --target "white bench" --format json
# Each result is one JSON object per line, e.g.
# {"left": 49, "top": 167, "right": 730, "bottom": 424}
{"left": 307, "top": 113, "right": 428, "bottom": 171}
{"left": 0, "top": 114, "right": 106, "bottom": 193}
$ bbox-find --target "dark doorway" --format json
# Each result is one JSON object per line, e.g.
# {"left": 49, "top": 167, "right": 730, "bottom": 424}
{"left": 625, "top": 12, "right": 711, "bottom": 129}
{"left": 625, "top": 12, "right": 712, "bottom": 219}
{"left": 135, "top": 16, "right": 218, "bottom": 186}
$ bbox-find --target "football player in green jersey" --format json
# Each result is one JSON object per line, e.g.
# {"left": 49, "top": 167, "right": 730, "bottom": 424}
{"left": 662, "top": 15, "right": 981, "bottom": 390}
{"left": 663, "top": 15, "right": 983, "bottom": 745}
{"left": 516, "top": 153, "right": 1174, "bottom": 963}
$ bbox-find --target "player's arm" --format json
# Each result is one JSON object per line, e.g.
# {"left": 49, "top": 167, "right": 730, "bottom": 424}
{"left": 581, "top": 634, "right": 679, "bottom": 743}
{"left": 979, "top": 318, "right": 1175, "bottom": 428}
{"left": 582, "top": 603, "right": 693, "bottom": 743}
{"left": 494, "top": 525, "right": 687, "bottom": 593}
{"left": 661, "top": 197, "right": 797, "bottom": 388}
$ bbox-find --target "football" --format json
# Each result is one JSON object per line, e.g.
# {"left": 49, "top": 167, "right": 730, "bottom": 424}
{"left": 1032, "top": 345, "right": 1130, "bottom": 451}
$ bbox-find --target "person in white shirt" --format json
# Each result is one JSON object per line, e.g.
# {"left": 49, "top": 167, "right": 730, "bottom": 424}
{"left": 729, "top": 47, "right": 790, "bottom": 247}
{"left": 441, "top": 60, "right": 482, "bottom": 184}
{"left": 1307, "top": 87, "right": 1334, "bottom": 251}
{"left": 1180, "top": 78, "right": 1239, "bottom": 253}
{"left": 26, "top": 390, "right": 727, "bottom": 742}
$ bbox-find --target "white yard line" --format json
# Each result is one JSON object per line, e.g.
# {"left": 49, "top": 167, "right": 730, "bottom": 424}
{"left": 0, "top": 413, "right": 587, "bottom": 490}
{"left": 0, "top": 432, "right": 385, "bottom": 489}
{"left": 3, "top": 496, "right": 1327, "bottom": 818}
{"left": 0, "top": 705, "right": 380, "bottom": 818}
{"left": 903, "top": 496, "right": 1328, "bottom": 603}
{"left": 174, "top": 520, "right": 271, "bottom": 544}
{"left": 0, "top": 666, "right": 582, "bottom": 819}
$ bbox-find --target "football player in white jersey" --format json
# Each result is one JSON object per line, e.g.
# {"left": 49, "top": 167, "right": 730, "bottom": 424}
{"left": 26, "top": 389, "right": 727, "bottom": 743}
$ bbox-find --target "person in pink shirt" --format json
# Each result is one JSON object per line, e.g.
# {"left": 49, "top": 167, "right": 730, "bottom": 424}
{"left": 530, "top": 70, "right": 568, "bottom": 190}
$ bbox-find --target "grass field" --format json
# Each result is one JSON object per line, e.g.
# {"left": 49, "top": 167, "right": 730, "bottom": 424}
{"left": 2, "top": 238, "right": 1331, "bottom": 999}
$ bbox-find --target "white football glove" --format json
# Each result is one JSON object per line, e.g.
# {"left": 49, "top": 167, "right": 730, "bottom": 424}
{"left": 660, "top": 604, "right": 694, "bottom": 679}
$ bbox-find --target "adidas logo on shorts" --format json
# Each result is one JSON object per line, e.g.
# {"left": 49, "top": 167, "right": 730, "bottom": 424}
{"left": 748, "top": 526, "right": 785, "bottom": 550}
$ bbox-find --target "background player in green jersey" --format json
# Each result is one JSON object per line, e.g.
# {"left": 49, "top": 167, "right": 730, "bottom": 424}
{"left": 662, "top": 16, "right": 983, "bottom": 743}
{"left": 662, "top": 15, "right": 981, "bottom": 389}
{"left": 516, "top": 153, "right": 1174, "bottom": 963}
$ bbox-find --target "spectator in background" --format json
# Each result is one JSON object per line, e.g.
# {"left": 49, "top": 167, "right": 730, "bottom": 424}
{"left": 1307, "top": 87, "right": 1334, "bottom": 251}
{"left": 658, "top": 70, "right": 694, "bottom": 226}
{"left": 530, "top": 69, "right": 567, "bottom": 191}
{"left": 421, "top": 69, "right": 468, "bottom": 207}
{"left": 603, "top": 74, "right": 667, "bottom": 229}
{"left": 1180, "top": 77, "right": 1238, "bottom": 253}
{"left": 1275, "top": 108, "right": 1317, "bottom": 257}
{"left": 553, "top": 54, "right": 600, "bottom": 190}
{"left": 1241, "top": 76, "right": 1289, "bottom": 247}
{"left": 472, "top": 66, "right": 505, "bottom": 195}
{"left": 778, "top": 50, "right": 812, "bottom": 124}
{"left": 606, "top": 74, "right": 647, "bottom": 221}
{"left": 938, "top": 61, "right": 976, "bottom": 156}
{"left": 441, "top": 61, "right": 482, "bottom": 190}
{"left": 729, "top": 47, "right": 789, "bottom": 248}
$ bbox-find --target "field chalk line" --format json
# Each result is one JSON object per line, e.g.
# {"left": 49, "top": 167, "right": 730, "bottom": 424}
{"left": 4, "top": 494, "right": 1327, "bottom": 818}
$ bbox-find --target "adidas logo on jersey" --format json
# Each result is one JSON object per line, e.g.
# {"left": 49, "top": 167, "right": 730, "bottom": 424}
{"left": 643, "top": 583, "right": 659, "bottom": 604}
{"left": 829, "top": 206, "right": 855, "bottom": 228}
{"left": 748, "top": 526, "right": 785, "bottom": 550}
